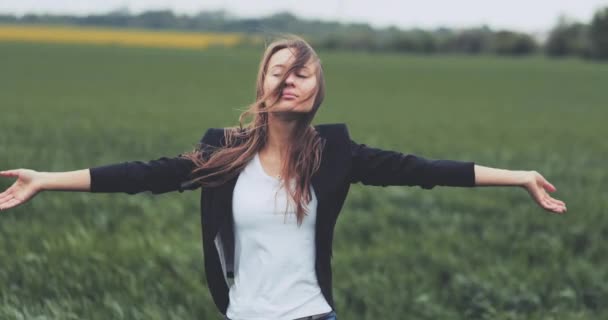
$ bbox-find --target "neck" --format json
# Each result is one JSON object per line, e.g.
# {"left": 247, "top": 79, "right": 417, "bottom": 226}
{"left": 263, "top": 112, "right": 301, "bottom": 158}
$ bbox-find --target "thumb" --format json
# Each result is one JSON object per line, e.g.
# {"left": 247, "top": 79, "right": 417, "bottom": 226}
{"left": 542, "top": 177, "right": 556, "bottom": 193}
{"left": 0, "top": 170, "right": 19, "bottom": 177}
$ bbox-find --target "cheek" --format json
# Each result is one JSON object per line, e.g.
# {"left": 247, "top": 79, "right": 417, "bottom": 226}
{"left": 303, "top": 81, "right": 318, "bottom": 96}
{"left": 263, "top": 78, "right": 279, "bottom": 95}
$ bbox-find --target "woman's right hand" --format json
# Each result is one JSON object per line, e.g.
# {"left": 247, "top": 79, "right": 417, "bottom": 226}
{"left": 0, "top": 169, "right": 43, "bottom": 211}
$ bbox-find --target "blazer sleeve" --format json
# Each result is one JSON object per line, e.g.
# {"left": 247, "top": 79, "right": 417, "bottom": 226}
{"left": 89, "top": 129, "right": 217, "bottom": 194}
{"left": 349, "top": 139, "right": 476, "bottom": 189}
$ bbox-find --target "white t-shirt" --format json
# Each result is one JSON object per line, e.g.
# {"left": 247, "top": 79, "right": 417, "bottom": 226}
{"left": 225, "top": 152, "right": 332, "bottom": 320}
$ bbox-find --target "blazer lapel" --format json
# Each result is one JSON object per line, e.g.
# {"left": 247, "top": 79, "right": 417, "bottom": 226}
{"left": 311, "top": 124, "right": 350, "bottom": 202}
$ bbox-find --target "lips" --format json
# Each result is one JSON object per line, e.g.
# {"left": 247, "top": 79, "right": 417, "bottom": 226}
{"left": 281, "top": 93, "right": 297, "bottom": 99}
{"left": 281, "top": 91, "right": 298, "bottom": 99}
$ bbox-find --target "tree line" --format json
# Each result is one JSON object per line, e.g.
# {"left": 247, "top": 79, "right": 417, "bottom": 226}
{"left": 0, "top": 7, "right": 606, "bottom": 60}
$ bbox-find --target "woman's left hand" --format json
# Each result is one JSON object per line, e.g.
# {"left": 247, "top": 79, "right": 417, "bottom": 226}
{"left": 521, "top": 171, "right": 567, "bottom": 214}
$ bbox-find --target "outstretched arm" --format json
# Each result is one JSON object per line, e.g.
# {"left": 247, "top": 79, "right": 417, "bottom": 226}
{"left": 0, "top": 169, "right": 91, "bottom": 211}
{"left": 474, "top": 164, "right": 567, "bottom": 214}
{"left": 0, "top": 154, "right": 201, "bottom": 212}
{"left": 0, "top": 156, "right": 199, "bottom": 212}
{"left": 349, "top": 140, "right": 567, "bottom": 215}
{"left": 0, "top": 129, "right": 221, "bottom": 212}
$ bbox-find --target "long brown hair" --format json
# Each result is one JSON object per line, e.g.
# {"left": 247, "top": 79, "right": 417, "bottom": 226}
{"left": 181, "top": 34, "right": 326, "bottom": 226}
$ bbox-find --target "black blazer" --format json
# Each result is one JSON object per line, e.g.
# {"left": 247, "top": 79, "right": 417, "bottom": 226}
{"left": 89, "top": 123, "right": 476, "bottom": 316}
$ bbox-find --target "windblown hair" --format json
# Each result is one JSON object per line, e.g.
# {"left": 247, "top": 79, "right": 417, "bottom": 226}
{"left": 180, "top": 34, "right": 326, "bottom": 226}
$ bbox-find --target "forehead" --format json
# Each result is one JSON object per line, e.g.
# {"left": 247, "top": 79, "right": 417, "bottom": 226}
{"left": 268, "top": 47, "right": 316, "bottom": 71}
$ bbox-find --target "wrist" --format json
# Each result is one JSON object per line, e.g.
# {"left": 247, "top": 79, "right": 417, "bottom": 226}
{"left": 518, "top": 170, "right": 535, "bottom": 188}
{"left": 34, "top": 171, "right": 50, "bottom": 191}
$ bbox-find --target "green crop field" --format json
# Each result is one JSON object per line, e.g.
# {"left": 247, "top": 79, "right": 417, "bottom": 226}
{"left": 0, "top": 42, "right": 606, "bottom": 319}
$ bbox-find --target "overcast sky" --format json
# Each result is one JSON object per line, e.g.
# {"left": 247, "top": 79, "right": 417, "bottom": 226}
{"left": 1, "top": 0, "right": 607, "bottom": 33}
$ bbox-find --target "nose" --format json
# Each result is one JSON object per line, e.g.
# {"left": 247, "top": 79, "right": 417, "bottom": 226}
{"left": 284, "top": 72, "right": 296, "bottom": 86}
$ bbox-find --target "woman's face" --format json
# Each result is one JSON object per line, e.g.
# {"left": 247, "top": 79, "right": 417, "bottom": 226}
{"left": 263, "top": 48, "right": 318, "bottom": 113}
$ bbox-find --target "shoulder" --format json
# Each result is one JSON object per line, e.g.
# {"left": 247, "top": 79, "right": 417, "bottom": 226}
{"left": 313, "top": 123, "right": 350, "bottom": 141}
{"left": 199, "top": 127, "right": 226, "bottom": 146}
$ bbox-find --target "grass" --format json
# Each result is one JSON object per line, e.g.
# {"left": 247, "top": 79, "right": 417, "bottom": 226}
{"left": 0, "top": 41, "right": 606, "bottom": 319}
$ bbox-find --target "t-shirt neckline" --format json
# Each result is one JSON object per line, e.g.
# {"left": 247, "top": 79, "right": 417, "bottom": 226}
{"left": 255, "top": 152, "right": 281, "bottom": 181}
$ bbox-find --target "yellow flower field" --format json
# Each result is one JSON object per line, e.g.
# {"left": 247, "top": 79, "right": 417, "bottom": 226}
{"left": 0, "top": 24, "right": 246, "bottom": 49}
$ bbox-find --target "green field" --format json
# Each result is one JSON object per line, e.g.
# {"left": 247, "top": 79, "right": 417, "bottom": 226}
{"left": 0, "top": 42, "right": 607, "bottom": 319}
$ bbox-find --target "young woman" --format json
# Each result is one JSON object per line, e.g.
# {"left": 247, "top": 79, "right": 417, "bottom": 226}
{"left": 0, "top": 35, "right": 566, "bottom": 320}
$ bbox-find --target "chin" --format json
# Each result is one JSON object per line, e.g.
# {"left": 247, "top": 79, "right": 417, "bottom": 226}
{"left": 276, "top": 103, "right": 312, "bottom": 113}
{"left": 270, "top": 105, "right": 313, "bottom": 119}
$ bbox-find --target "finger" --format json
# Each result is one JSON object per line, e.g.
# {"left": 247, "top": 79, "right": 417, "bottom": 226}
{"left": 543, "top": 181, "right": 556, "bottom": 193}
{"left": 0, "top": 184, "right": 16, "bottom": 198}
{"left": 0, "top": 194, "right": 14, "bottom": 203}
{"left": 541, "top": 199, "right": 555, "bottom": 211}
{"left": 0, "top": 170, "right": 19, "bottom": 177}
{"left": 0, "top": 192, "right": 13, "bottom": 203}
{"left": 547, "top": 197, "right": 566, "bottom": 208}
{"left": 551, "top": 205, "right": 566, "bottom": 214}
{"left": 546, "top": 196, "right": 565, "bottom": 206}
{"left": 538, "top": 174, "right": 556, "bottom": 192}
{"left": 531, "top": 187, "right": 561, "bottom": 213}
{"left": 541, "top": 197, "right": 561, "bottom": 211}
{"left": 534, "top": 188, "right": 549, "bottom": 206}
{"left": 543, "top": 198, "right": 566, "bottom": 214}
{"left": 545, "top": 196, "right": 567, "bottom": 213}
{"left": 0, "top": 198, "right": 20, "bottom": 211}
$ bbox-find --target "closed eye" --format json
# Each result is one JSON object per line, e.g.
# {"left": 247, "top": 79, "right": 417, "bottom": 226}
{"left": 271, "top": 73, "right": 307, "bottom": 78}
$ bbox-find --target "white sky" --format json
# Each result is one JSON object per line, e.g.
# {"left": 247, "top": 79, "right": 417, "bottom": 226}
{"left": 1, "top": 0, "right": 607, "bottom": 33}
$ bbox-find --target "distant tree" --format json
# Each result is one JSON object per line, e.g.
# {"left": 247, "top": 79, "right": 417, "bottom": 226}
{"left": 315, "top": 33, "right": 343, "bottom": 50}
{"left": 589, "top": 7, "right": 608, "bottom": 60}
{"left": 386, "top": 29, "right": 437, "bottom": 54}
{"left": 342, "top": 30, "right": 378, "bottom": 51}
{"left": 545, "top": 16, "right": 590, "bottom": 57}
{"left": 411, "top": 29, "right": 437, "bottom": 53}
{"left": 135, "top": 10, "right": 177, "bottom": 29}
{"left": 387, "top": 32, "right": 418, "bottom": 53}
{"left": 233, "top": 18, "right": 263, "bottom": 33}
{"left": 491, "top": 31, "right": 537, "bottom": 56}
{"left": 83, "top": 12, "right": 131, "bottom": 27}
{"left": 442, "top": 27, "right": 493, "bottom": 54}
{"left": 0, "top": 14, "right": 18, "bottom": 23}
{"left": 264, "top": 11, "right": 297, "bottom": 30}
{"left": 21, "top": 14, "right": 42, "bottom": 24}
{"left": 189, "top": 10, "right": 230, "bottom": 31}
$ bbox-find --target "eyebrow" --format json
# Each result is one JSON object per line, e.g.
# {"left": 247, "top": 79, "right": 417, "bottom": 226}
{"left": 270, "top": 64, "right": 311, "bottom": 71}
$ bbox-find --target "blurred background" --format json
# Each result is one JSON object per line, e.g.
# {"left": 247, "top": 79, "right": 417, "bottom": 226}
{"left": 0, "top": 1, "right": 607, "bottom": 319}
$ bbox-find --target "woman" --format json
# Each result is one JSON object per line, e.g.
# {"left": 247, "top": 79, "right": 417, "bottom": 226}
{"left": 0, "top": 35, "right": 566, "bottom": 320}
